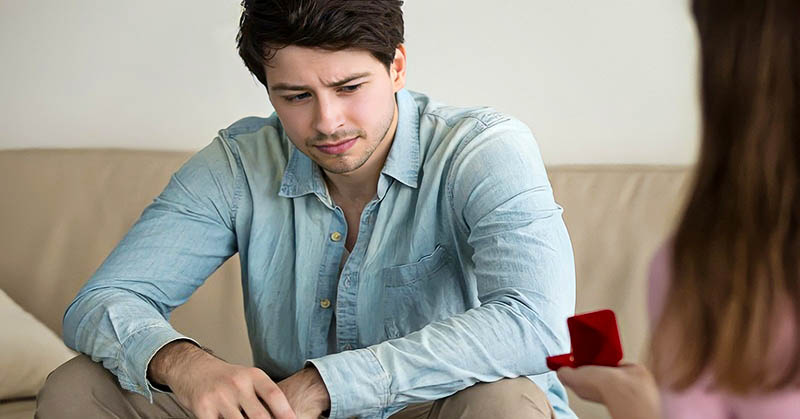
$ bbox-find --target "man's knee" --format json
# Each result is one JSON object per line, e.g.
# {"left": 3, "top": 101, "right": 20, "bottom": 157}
{"left": 432, "top": 377, "right": 555, "bottom": 419}
{"left": 36, "top": 354, "right": 114, "bottom": 418}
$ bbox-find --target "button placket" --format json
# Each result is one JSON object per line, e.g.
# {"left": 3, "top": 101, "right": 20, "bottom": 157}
{"left": 305, "top": 209, "right": 347, "bottom": 359}
{"left": 334, "top": 200, "right": 379, "bottom": 354}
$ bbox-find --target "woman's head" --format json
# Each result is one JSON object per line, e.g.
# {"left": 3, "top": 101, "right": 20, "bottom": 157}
{"left": 652, "top": 0, "right": 800, "bottom": 393}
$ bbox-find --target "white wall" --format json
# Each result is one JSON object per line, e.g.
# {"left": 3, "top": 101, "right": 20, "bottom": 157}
{"left": 0, "top": 1, "right": 699, "bottom": 165}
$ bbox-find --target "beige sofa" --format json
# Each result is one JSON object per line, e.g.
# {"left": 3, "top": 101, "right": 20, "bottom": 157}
{"left": 0, "top": 149, "right": 690, "bottom": 419}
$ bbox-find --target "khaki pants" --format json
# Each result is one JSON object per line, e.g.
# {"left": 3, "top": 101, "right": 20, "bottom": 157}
{"left": 37, "top": 355, "right": 555, "bottom": 419}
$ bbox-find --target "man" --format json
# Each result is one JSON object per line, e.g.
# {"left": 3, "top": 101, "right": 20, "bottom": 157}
{"left": 37, "top": 1, "right": 576, "bottom": 418}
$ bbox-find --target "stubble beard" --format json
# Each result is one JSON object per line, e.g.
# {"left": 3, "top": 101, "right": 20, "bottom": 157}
{"left": 311, "top": 101, "right": 396, "bottom": 175}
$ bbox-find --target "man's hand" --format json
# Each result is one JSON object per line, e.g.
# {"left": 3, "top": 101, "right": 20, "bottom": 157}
{"left": 277, "top": 367, "right": 331, "bottom": 419}
{"left": 148, "top": 341, "right": 296, "bottom": 419}
{"left": 557, "top": 363, "right": 660, "bottom": 419}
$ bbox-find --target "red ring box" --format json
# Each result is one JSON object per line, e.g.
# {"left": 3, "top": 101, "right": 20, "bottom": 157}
{"left": 546, "top": 309, "right": 623, "bottom": 371}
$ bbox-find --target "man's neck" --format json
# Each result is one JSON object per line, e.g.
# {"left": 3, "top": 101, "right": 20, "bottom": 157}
{"left": 324, "top": 102, "right": 399, "bottom": 205}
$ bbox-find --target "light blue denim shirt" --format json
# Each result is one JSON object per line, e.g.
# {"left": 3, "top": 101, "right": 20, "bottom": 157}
{"left": 64, "top": 89, "right": 576, "bottom": 418}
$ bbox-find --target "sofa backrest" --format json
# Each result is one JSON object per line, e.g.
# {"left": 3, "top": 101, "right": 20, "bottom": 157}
{"left": 0, "top": 149, "right": 690, "bottom": 416}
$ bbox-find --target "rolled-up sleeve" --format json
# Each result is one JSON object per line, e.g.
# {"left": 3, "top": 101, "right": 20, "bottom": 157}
{"left": 63, "top": 135, "right": 242, "bottom": 401}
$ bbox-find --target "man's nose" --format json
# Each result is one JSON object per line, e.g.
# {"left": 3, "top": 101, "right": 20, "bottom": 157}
{"left": 313, "top": 95, "right": 345, "bottom": 136}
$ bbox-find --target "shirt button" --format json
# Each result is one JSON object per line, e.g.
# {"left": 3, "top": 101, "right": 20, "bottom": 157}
{"left": 330, "top": 231, "right": 343, "bottom": 242}
{"left": 343, "top": 276, "right": 351, "bottom": 288}
{"left": 320, "top": 299, "right": 331, "bottom": 309}
{"left": 342, "top": 344, "right": 353, "bottom": 351}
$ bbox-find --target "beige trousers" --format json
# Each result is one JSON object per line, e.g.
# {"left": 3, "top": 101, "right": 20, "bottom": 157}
{"left": 37, "top": 355, "right": 555, "bottom": 419}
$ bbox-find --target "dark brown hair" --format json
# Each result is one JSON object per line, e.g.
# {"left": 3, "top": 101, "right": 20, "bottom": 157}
{"left": 652, "top": 0, "right": 800, "bottom": 393}
{"left": 236, "top": 0, "right": 405, "bottom": 87}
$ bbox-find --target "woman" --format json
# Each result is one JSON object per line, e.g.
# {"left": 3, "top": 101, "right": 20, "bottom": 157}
{"left": 558, "top": 0, "right": 800, "bottom": 417}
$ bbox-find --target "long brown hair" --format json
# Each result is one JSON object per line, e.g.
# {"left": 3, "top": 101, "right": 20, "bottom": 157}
{"left": 652, "top": 0, "right": 800, "bottom": 392}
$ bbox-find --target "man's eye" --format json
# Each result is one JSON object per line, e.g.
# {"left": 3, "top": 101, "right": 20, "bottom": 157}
{"left": 339, "top": 84, "right": 362, "bottom": 93}
{"left": 286, "top": 93, "right": 311, "bottom": 102}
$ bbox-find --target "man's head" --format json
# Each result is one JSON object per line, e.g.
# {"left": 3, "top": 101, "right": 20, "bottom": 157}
{"left": 236, "top": 0, "right": 407, "bottom": 176}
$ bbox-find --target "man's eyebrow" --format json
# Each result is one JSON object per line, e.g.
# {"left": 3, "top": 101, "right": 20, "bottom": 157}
{"left": 269, "top": 72, "right": 372, "bottom": 92}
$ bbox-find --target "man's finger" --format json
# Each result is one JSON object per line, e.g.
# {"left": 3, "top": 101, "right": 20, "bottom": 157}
{"left": 253, "top": 378, "right": 295, "bottom": 419}
{"left": 218, "top": 402, "right": 246, "bottom": 419}
{"left": 239, "top": 391, "right": 273, "bottom": 419}
{"left": 194, "top": 405, "right": 223, "bottom": 419}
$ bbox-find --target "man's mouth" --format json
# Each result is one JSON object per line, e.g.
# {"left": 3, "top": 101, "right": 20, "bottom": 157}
{"left": 315, "top": 137, "right": 358, "bottom": 155}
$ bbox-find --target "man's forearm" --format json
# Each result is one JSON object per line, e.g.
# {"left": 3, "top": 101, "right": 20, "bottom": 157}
{"left": 148, "top": 340, "right": 213, "bottom": 389}
{"left": 277, "top": 367, "right": 331, "bottom": 417}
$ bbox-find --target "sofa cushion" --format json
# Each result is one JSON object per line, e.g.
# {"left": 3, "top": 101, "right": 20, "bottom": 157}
{"left": 0, "top": 288, "right": 75, "bottom": 400}
{"left": 0, "top": 399, "right": 36, "bottom": 419}
{"left": 0, "top": 149, "right": 692, "bottom": 419}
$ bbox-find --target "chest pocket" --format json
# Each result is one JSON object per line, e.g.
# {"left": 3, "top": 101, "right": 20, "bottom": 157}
{"left": 382, "top": 245, "right": 467, "bottom": 338}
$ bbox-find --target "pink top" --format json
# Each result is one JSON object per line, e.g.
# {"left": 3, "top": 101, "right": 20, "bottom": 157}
{"left": 647, "top": 244, "right": 800, "bottom": 419}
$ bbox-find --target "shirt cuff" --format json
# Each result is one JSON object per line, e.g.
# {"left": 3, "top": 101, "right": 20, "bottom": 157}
{"left": 307, "top": 348, "right": 391, "bottom": 419}
{"left": 120, "top": 325, "right": 200, "bottom": 402}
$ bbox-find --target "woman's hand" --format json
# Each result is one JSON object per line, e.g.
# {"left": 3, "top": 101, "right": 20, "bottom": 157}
{"left": 557, "top": 363, "right": 660, "bottom": 419}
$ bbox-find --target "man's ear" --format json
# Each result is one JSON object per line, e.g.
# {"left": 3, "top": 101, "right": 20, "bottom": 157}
{"left": 390, "top": 44, "right": 407, "bottom": 93}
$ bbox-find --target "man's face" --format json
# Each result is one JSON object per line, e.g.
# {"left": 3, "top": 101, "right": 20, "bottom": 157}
{"left": 266, "top": 46, "right": 406, "bottom": 175}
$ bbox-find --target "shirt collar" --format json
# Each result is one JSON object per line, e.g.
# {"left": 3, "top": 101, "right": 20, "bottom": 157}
{"left": 380, "top": 89, "right": 420, "bottom": 189}
{"left": 278, "top": 142, "right": 328, "bottom": 200}
{"left": 278, "top": 88, "right": 420, "bottom": 200}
